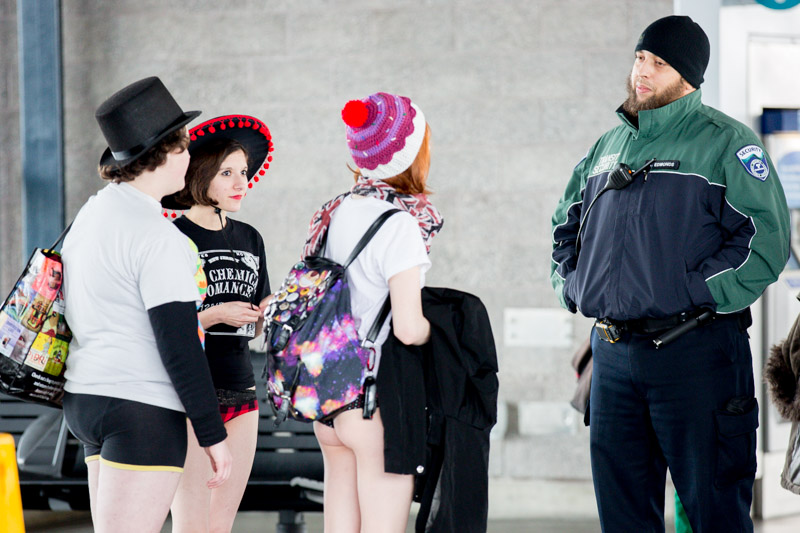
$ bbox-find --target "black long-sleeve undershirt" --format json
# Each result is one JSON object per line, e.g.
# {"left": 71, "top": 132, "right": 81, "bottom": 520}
{"left": 148, "top": 301, "right": 227, "bottom": 447}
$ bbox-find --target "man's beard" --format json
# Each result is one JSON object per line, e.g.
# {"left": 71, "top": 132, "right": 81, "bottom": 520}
{"left": 622, "top": 75, "right": 686, "bottom": 116}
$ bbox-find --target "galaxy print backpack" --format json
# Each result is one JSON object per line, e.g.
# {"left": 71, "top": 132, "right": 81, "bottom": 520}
{"left": 263, "top": 209, "right": 399, "bottom": 425}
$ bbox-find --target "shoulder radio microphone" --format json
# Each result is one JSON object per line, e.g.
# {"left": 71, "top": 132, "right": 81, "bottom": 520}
{"left": 605, "top": 158, "right": 657, "bottom": 191}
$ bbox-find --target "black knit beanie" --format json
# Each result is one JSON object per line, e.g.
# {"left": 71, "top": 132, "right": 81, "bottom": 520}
{"left": 635, "top": 15, "right": 710, "bottom": 89}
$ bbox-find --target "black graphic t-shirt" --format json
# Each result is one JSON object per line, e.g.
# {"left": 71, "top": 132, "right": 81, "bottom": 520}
{"left": 174, "top": 216, "right": 270, "bottom": 390}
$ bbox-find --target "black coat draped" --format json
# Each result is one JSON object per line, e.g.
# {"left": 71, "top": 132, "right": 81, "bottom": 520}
{"left": 377, "top": 287, "right": 499, "bottom": 533}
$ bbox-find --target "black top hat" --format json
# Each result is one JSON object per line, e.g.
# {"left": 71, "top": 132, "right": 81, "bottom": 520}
{"left": 161, "top": 114, "right": 274, "bottom": 211}
{"left": 95, "top": 76, "right": 201, "bottom": 167}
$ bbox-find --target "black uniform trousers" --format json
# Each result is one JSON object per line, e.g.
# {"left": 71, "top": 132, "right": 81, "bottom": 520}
{"left": 590, "top": 316, "right": 757, "bottom": 533}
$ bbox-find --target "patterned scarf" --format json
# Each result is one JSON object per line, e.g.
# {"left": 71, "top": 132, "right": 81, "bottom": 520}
{"left": 302, "top": 176, "right": 444, "bottom": 258}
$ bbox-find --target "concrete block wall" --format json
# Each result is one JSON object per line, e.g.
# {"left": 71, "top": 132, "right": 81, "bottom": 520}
{"left": 4, "top": 0, "right": 677, "bottom": 518}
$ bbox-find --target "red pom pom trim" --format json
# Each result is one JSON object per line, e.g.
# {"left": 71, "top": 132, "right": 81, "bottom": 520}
{"left": 342, "top": 100, "right": 369, "bottom": 128}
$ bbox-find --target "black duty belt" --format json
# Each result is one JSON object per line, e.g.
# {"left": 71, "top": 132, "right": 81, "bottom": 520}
{"left": 595, "top": 309, "right": 752, "bottom": 346}
{"left": 619, "top": 313, "right": 693, "bottom": 334}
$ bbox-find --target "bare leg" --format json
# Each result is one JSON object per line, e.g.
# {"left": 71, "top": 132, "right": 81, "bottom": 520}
{"left": 92, "top": 461, "right": 181, "bottom": 533}
{"left": 335, "top": 409, "right": 413, "bottom": 533}
{"left": 170, "top": 419, "right": 211, "bottom": 533}
{"left": 86, "top": 458, "right": 100, "bottom": 524}
{"left": 209, "top": 411, "right": 258, "bottom": 532}
{"left": 314, "top": 419, "right": 361, "bottom": 533}
{"left": 171, "top": 411, "right": 259, "bottom": 533}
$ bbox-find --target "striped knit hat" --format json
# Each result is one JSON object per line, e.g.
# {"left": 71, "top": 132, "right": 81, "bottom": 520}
{"left": 341, "top": 92, "right": 426, "bottom": 180}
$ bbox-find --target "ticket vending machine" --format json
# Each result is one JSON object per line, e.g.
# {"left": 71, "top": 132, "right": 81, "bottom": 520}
{"left": 758, "top": 108, "right": 800, "bottom": 518}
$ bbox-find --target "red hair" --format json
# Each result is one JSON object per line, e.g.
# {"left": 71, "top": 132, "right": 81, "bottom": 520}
{"left": 350, "top": 124, "right": 432, "bottom": 195}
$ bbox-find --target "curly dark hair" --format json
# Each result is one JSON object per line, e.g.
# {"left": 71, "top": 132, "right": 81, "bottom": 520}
{"left": 98, "top": 127, "right": 189, "bottom": 183}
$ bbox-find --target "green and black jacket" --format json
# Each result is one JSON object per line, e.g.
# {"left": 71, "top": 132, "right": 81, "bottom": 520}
{"left": 551, "top": 90, "right": 790, "bottom": 320}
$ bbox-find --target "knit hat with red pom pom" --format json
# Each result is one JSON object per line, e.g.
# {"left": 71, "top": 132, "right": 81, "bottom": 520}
{"left": 341, "top": 92, "right": 426, "bottom": 180}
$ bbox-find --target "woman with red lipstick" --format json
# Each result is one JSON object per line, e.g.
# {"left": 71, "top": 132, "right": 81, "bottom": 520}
{"left": 161, "top": 115, "right": 273, "bottom": 533}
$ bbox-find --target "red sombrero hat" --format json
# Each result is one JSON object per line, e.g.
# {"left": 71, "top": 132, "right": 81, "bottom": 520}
{"left": 161, "top": 114, "right": 274, "bottom": 214}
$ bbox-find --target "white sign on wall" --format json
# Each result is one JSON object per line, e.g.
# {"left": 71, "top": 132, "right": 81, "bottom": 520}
{"left": 503, "top": 308, "right": 573, "bottom": 348}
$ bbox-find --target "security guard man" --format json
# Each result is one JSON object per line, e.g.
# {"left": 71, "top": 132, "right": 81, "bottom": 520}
{"left": 550, "top": 16, "right": 790, "bottom": 532}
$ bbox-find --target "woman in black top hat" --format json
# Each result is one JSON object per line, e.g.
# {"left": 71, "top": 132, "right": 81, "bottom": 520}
{"left": 61, "top": 77, "right": 231, "bottom": 533}
{"left": 162, "top": 115, "right": 273, "bottom": 533}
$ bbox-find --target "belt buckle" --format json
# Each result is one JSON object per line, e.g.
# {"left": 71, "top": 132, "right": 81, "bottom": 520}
{"left": 594, "top": 319, "right": 621, "bottom": 343}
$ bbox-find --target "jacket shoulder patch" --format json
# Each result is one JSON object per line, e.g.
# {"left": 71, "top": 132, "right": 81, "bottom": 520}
{"left": 736, "top": 144, "right": 770, "bottom": 181}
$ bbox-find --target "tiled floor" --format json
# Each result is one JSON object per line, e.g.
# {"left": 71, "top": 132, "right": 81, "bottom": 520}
{"left": 23, "top": 510, "right": 800, "bottom": 532}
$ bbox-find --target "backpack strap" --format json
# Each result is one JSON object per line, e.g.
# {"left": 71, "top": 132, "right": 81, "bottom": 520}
{"left": 344, "top": 208, "right": 401, "bottom": 347}
{"left": 342, "top": 209, "right": 401, "bottom": 269}
{"left": 365, "top": 297, "right": 392, "bottom": 345}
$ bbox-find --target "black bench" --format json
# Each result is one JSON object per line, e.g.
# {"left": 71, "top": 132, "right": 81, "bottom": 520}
{"left": 0, "top": 351, "right": 324, "bottom": 532}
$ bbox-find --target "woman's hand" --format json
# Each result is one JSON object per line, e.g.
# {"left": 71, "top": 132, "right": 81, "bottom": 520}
{"left": 258, "top": 294, "right": 273, "bottom": 311}
{"left": 254, "top": 295, "right": 273, "bottom": 338}
{"left": 199, "top": 301, "right": 262, "bottom": 329}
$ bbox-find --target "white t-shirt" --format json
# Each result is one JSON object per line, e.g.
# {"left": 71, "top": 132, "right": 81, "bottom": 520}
{"left": 62, "top": 182, "right": 202, "bottom": 412}
{"left": 324, "top": 195, "right": 431, "bottom": 374}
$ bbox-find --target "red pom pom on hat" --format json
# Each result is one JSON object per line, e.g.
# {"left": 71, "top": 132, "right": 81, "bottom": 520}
{"left": 342, "top": 100, "right": 369, "bottom": 128}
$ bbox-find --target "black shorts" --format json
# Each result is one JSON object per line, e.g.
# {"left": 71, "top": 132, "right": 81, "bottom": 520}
{"left": 63, "top": 392, "right": 188, "bottom": 472}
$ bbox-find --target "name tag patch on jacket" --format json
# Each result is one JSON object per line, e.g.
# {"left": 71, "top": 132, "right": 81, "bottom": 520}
{"left": 651, "top": 160, "right": 680, "bottom": 170}
{"left": 736, "top": 145, "right": 770, "bottom": 181}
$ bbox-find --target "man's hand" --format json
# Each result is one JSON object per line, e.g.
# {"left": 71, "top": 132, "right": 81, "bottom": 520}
{"left": 203, "top": 440, "right": 233, "bottom": 489}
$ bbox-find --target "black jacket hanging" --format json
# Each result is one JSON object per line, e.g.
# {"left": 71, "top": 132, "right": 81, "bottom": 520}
{"left": 378, "top": 286, "right": 499, "bottom": 533}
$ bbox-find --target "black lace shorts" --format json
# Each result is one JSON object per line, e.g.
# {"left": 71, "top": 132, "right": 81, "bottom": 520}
{"left": 217, "top": 388, "right": 258, "bottom": 423}
{"left": 319, "top": 395, "right": 379, "bottom": 428}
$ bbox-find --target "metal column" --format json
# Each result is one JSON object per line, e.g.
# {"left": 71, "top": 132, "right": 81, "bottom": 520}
{"left": 17, "top": 0, "right": 64, "bottom": 252}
